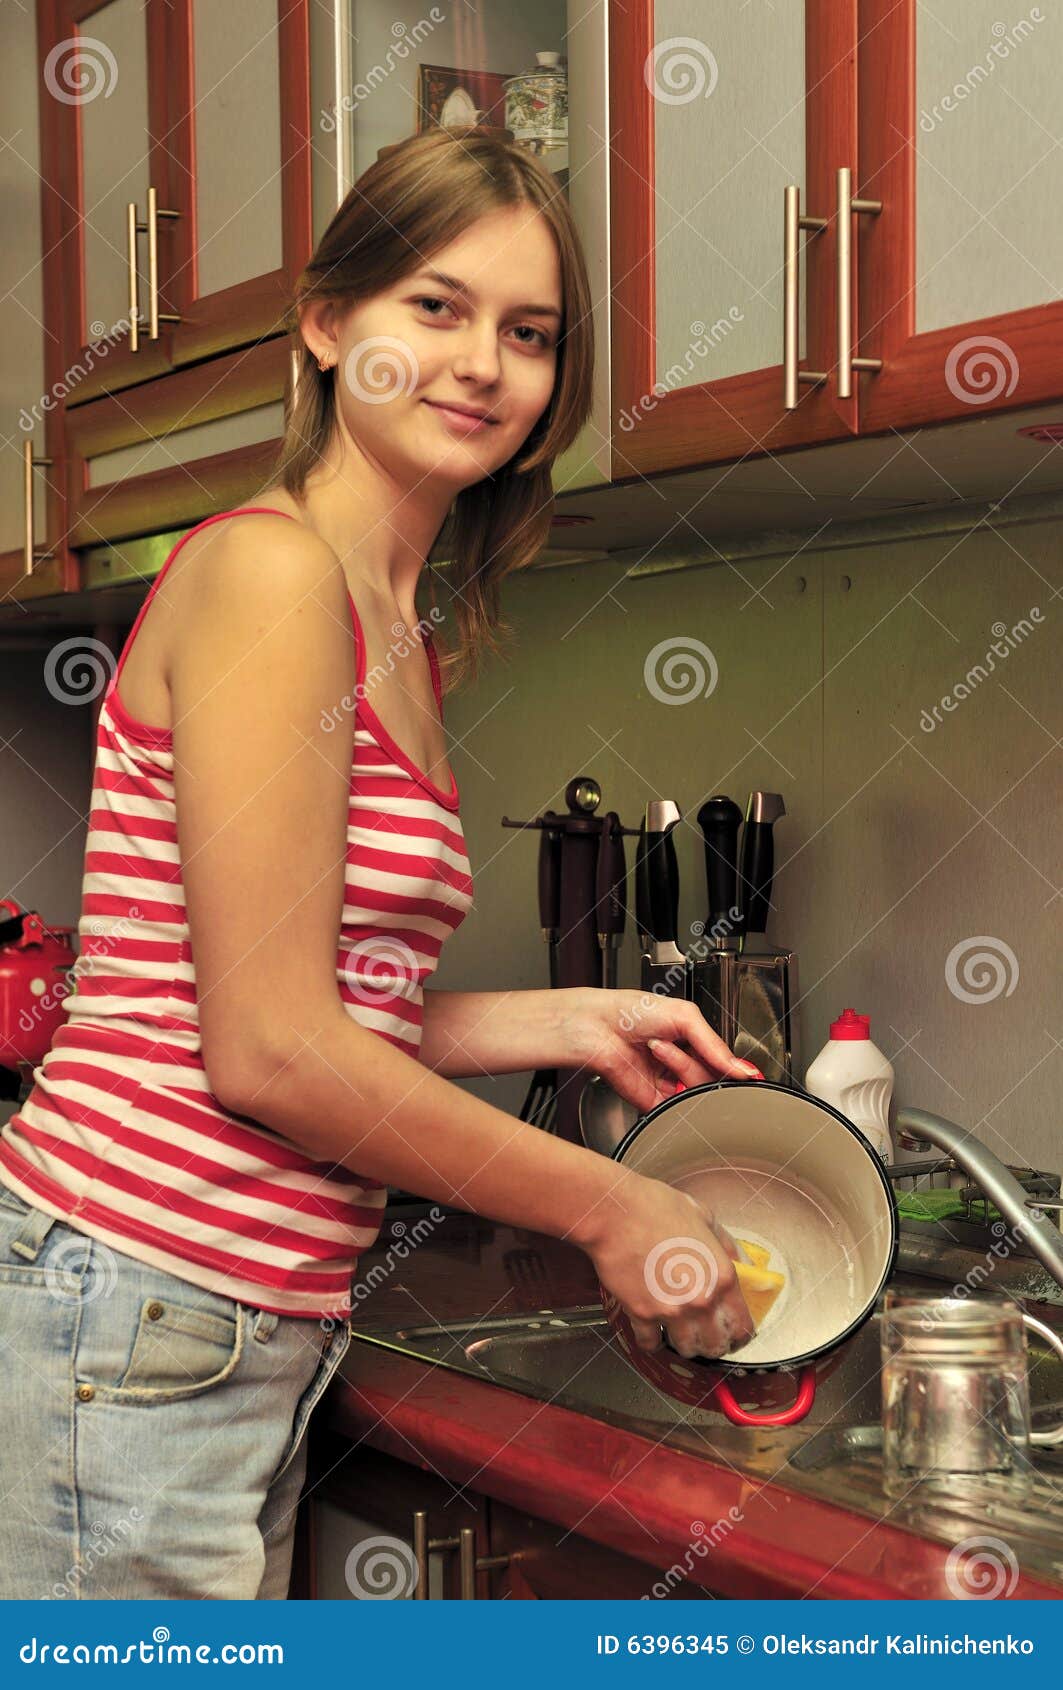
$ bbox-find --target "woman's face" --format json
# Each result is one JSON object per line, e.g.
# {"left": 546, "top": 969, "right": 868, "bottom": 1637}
{"left": 329, "top": 205, "right": 563, "bottom": 493}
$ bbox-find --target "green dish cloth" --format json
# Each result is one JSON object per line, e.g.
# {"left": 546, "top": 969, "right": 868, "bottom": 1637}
{"left": 895, "top": 1188, "right": 1003, "bottom": 1225}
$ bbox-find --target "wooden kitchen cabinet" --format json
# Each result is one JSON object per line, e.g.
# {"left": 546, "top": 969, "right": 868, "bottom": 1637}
{"left": 856, "top": 0, "right": 1063, "bottom": 432}
{"left": 610, "top": 1, "right": 862, "bottom": 479}
{"left": 610, "top": 0, "right": 1063, "bottom": 477}
{"left": 39, "top": 0, "right": 310, "bottom": 408}
{"left": 295, "top": 1432, "right": 717, "bottom": 1600}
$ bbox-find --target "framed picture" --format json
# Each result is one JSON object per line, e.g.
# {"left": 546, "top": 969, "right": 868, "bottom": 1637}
{"left": 416, "top": 64, "right": 512, "bottom": 134}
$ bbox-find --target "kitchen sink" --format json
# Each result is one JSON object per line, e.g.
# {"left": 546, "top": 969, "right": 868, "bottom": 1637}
{"left": 343, "top": 1273, "right": 1063, "bottom": 1584}
{"left": 356, "top": 1272, "right": 1063, "bottom": 1442}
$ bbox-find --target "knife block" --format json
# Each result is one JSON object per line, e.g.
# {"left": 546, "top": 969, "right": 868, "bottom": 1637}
{"left": 689, "top": 948, "right": 800, "bottom": 1086}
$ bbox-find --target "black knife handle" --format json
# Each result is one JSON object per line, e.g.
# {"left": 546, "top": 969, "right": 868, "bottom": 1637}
{"left": 537, "top": 825, "right": 562, "bottom": 933}
{"left": 739, "top": 820, "right": 776, "bottom": 936}
{"left": 645, "top": 819, "right": 681, "bottom": 945}
{"left": 595, "top": 812, "right": 626, "bottom": 938}
{"left": 635, "top": 818, "right": 651, "bottom": 944}
{"left": 696, "top": 795, "right": 744, "bottom": 939}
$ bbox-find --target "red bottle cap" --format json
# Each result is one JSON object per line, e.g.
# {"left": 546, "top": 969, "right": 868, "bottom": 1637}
{"left": 830, "top": 1007, "right": 870, "bottom": 1040}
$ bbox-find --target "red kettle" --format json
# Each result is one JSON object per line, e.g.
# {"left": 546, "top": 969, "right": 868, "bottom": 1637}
{"left": 0, "top": 899, "right": 77, "bottom": 1069}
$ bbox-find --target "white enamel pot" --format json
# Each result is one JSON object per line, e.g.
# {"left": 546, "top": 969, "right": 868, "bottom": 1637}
{"left": 600, "top": 1078, "right": 899, "bottom": 1426}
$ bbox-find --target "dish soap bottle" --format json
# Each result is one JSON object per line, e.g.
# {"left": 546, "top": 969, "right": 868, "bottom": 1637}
{"left": 804, "top": 1008, "right": 894, "bottom": 1163}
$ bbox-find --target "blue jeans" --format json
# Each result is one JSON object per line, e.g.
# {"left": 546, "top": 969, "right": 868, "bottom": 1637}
{"left": 0, "top": 1183, "right": 351, "bottom": 1598}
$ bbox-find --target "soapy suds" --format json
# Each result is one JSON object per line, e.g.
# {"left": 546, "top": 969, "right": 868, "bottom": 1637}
{"left": 670, "top": 1158, "right": 867, "bottom": 1364}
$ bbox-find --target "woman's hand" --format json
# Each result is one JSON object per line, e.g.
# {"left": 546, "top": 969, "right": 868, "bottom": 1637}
{"left": 561, "top": 988, "right": 763, "bottom": 1114}
{"left": 581, "top": 1172, "right": 757, "bottom": 1358}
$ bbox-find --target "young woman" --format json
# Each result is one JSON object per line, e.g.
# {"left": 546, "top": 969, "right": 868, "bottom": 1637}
{"left": 0, "top": 128, "right": 761, "bottom": 1600}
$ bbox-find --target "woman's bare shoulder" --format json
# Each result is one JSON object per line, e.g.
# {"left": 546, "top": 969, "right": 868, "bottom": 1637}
{"left": 170, "top": 507, "right": 343, "bottom": 616}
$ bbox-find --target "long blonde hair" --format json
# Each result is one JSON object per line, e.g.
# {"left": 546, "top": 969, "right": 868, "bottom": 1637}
{"left": 269, "top": 126, "right": 595, "bottom": 688}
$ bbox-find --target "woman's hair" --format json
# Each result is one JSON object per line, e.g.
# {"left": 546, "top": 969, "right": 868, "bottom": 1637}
{"left": 269, "top": 126, "right": 595, "bottom": 687}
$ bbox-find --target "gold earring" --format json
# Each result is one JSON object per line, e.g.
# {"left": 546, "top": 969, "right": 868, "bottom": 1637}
{"left": 316, "top": 351, "right": 335, "bottom": 372}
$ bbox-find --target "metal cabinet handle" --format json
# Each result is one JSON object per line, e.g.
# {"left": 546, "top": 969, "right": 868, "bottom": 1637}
{"left": 836, "top": 166, "right": 882, "bottom": 399}
{"left": 413, "top": 1509, "right": 459, "bottom": 1599}
{"left": 127, "top": 185, "right": 180, "bottom": 351}
{"left": 413, "top": 1511, "right": 510, "bottom": 1598}
{"left": 783, "top": 185, "right": 827, "bottom": 410}
{"left": 458, "top": 1525, "right": 509, "bottom": 1598}
{"left": 23, "top": 439, "right": 54, "bottom": 578}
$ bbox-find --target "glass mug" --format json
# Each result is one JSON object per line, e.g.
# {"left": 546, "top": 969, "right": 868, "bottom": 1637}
{"left": 880, "top": 1290, "right": 1063, "bottom": 1499}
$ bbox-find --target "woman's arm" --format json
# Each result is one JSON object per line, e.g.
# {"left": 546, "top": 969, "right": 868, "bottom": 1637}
{"left": 168, "top": 520, "right": 759, "bottom": 1355}
{"left": 420, "top": 985, "right": 762, "bottom": 1095}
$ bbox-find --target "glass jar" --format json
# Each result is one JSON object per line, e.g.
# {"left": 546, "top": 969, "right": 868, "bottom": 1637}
{"left": 880, "top": 1290, "right": 1063, "bottom": 1499}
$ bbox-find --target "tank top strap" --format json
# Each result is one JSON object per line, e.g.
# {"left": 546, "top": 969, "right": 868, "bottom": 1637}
{"left": 111, "top": 506, "right": 296, "bottom": 692}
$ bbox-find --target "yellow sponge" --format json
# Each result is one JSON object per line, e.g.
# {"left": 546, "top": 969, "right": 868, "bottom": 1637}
{"left": 733, "top": 1238, "right": 785, "bottom": 1328}
{"left": 736, "top": 1238, "right": 772, "bottom": 1270}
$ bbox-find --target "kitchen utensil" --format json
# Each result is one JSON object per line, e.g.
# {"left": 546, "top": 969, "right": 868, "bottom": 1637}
{"left": 517, "top": 823, "right": 562, "bottom": 1128}
{"left": 689, "top": 792, "right": 799, "bottom": 1083}
{"left": 880, "top": 1289, "right": 1063, "bottom": 1499}
{"left": 578, "top": 1072, "right": 639, "bottom": 1156}
{"left": 738, "top": 790, "right": 785, "bottom": 946}
{"left": 598, "top": 1078, "right": 898, "bottom": 1426}
{"left": 695, "top": 794, "right": 744, "bottom": 946}
{"left": 635, "top": 800, "right": 689, "bottom": 999}
{"left": 594, "top": 810, "right": 626, "bottom": 990}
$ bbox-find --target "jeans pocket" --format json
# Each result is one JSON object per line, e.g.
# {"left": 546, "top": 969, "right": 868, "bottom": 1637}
{"left": 89, "top": 1296, "right": 246, "bottom": 1405}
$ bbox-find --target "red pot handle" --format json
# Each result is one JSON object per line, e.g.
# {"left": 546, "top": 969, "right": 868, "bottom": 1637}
{"left": 711, "top": 1364, "right": 817, "bottom": 1426}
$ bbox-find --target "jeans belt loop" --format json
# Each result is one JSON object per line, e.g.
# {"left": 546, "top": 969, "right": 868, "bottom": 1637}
{"left": 10, "top": 1203, "right": 58, "bottom": 1262}
{"left": 252, "top": 1308, "right": 280, "bottom": 1344}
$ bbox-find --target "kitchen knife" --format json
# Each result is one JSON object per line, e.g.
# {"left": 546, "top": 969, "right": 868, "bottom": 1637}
{"left": 738, "top": 791, "right": 785, "bottom": 947}
{"left": 594, "top": 810, "right": 626, "bottom": 989}
{"left": 695, "top": 794, "right": 744, "bottom": 948}
{"left": 638, "top": 800, "right": 687, "bottom": 971}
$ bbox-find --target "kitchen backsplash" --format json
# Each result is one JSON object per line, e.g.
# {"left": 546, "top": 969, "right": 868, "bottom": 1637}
{"left": 432, "top": 511, "right": 1061, "bottom": 1177}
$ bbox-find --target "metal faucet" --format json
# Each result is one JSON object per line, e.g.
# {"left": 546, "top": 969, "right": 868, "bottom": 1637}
{"left": 896, "top": 1107, "right": 1063, "bottom": 1290}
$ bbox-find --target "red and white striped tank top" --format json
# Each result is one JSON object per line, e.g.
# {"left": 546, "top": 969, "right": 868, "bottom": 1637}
{"left": 0, "top": 507, "right": 474, "bottom": 1318}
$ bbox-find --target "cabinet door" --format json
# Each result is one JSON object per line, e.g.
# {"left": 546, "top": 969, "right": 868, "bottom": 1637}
{"left": 857, "top": 0, "right": 1063, "bottom": 431}
{"left": 311, "top": 1, "right": 611, "bottom": 491}
{"left": 165, "top": 0, "right": 312, "bottom": 367}
{"left": 610, "top": 1, "right": 859, "bottom": 478}
{"left": 0, "top": 0, "right": 69, "bottom": 599}
{"left": 45, "top": 0, "right": 174, "bottom": 403}
{"left": 487, "top": 1500, "right": 719, "bottom": 1599}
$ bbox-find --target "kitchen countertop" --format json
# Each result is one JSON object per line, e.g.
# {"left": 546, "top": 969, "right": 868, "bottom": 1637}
{"left": 326, "top": 1206, "right": 1063, "bottom": 1600}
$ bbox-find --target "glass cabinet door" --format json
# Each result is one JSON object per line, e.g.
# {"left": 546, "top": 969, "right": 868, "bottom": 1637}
{"left": 858, "top": 0, "right": 1063, "bottom": 432}
{"left": 309, "top": 1, "right": 611, "bottom": 489}
{"left": 610, "top": 0, "right": 859, "bottom": 479}
{"left": 50, "top": 0, "right": 174, "bottom": 401}
{"left": 165, "top": 0, "right": 312, "bottom": 367}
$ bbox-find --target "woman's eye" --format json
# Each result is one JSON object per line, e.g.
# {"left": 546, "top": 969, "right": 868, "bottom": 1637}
{"left": 414, "top": 299, "right": 550, "bottom": 349}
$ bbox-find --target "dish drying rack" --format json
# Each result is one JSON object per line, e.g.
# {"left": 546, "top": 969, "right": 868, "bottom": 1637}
{"left": 886, "top": 1156, "right": 1062, "bottom": 1255}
